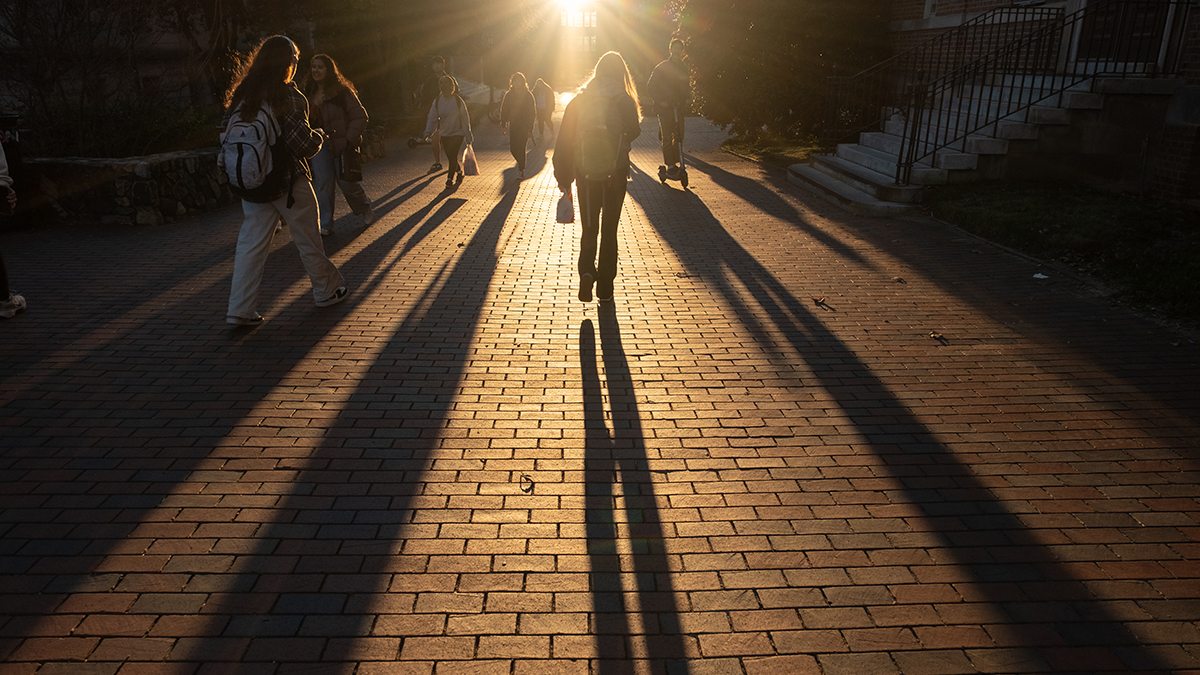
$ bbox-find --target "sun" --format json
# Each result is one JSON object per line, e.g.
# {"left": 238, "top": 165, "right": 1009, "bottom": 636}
{"left": 557, "top": 0, "right": 584, "bottom": 12}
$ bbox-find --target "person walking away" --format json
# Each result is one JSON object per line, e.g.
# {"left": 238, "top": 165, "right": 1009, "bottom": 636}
{"left": 418, "top": 56, "right": 448, "bottom": 173}
{"left": 553, "top": 51, "right": 641, "bottom": 304}
{"left": 219, "top": 35, "right": 347, "bottom": 327}
{"left": 423, "top": 75, "right": 473, "bottom": 190}
{"left": 646, "top": 38, "right": 689, "bottom": 179}
{"left": 500, "top": 72, "right": 536, "bottom": 178}
{"left": 532, "top": 78, "right": 556, "bottom": 142}
{"left": 305, "top": 53, "right": 374, "bottom": 236}
{"left": 0, "top": 141, "right": 24, "bottom": 318}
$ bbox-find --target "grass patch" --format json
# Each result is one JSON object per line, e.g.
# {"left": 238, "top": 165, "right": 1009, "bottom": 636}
{"left": 723, "top": 132, "right": 829, "bottom": 168}
{"left": 928, "top": 181, "right": 1200, "bottom": 322}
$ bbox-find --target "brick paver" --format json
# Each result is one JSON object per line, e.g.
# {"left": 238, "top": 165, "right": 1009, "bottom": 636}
{"left": 2, "top": 116, "right": 1199, "bottom": 673}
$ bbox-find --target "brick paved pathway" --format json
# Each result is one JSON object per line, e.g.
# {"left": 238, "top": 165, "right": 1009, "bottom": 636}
{"left": 2, "top": 117, "right": 1199, "bottom": 674}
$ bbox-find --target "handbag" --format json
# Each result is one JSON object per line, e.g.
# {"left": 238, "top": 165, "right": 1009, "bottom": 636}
{"left": 556, "top": 191, "right": 574, "bottom": 224}
{"left": 337, "top": 145, "right": 363, "bottom": 182}
{"left": 463, "top": 144, "right": 479, "bottom": 176}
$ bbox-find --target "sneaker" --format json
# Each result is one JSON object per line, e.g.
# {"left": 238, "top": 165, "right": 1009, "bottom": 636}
{"left": 429, "top": 162, "right": 443, "bottom": 173}
{"left": 315, "top": 286, "right": 348, "bottom": 308}
{"left": 360, "top": 208, "right": 375, "bottom": 226}
{"left": 445, "top": 178, "right": 454, "bottom": 189}
{"left": 226, "top": 312, "right": 264, "bottom": 327}
{"left": 578, "top": 273, "right": 594, "bottom": 303}
{"left": 0, "top": 292, "right": 26, "bottom": 318}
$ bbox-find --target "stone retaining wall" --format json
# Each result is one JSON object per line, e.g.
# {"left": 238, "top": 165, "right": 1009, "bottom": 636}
{"left": 27, "top": 148, "right": 232, "bottom": 226}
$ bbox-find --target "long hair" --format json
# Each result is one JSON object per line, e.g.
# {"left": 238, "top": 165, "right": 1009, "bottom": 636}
{"left": 305, "top": 53, "right": 359, "bottom": 98}
{"left": 509, "top": 72, "right": 528, "bottom": 91}
{"left": 224, "top": 35, "right": 299, "bottom": 121}
{"left": 582, "top": 51, "right": 641, "bottom": 121}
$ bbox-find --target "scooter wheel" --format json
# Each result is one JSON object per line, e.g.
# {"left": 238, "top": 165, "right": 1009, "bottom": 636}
{"left": 680, "top": 170, "right": 689, "bottom": 188}
{"left": 658, "top": 167, "right": 667, "bottom": 184}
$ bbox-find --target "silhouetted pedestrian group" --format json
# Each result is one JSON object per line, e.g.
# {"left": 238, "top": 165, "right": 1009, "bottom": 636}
{"left": 209, "top": 34, "right": 687, "bottom": 328}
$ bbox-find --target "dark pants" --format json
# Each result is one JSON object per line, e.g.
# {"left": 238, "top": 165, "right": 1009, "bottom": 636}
{"left": 0, "top": 251, "right": 9, "bottom": 297}
{"left": 657, "top": 106, "right": 684, "bottom": 166}
{"left": 577, "top": 176, "right": 627, "bottom": 297}
{"left": 536, "top": 111, "right": 553, "bottom": 138}
{"left": 510, "top": 126, "right": 531, "bottom": 171}
{"left": 441, "top": 135, "right": 464, "bottom": 176}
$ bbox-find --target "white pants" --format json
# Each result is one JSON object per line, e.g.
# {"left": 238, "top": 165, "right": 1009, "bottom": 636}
{"left": 227, "top": 178, "right": 345, "bottom": 319}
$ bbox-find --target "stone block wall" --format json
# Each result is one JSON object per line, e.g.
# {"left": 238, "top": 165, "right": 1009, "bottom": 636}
{"left": 26, "top": 149, "right": 232, "bottom": 226}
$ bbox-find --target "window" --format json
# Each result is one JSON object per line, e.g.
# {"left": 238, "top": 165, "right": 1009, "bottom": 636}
{"left": 562, "top": 10, "right": 597, "bottom": 28}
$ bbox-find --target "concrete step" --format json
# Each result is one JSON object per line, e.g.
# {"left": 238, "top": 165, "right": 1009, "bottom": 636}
{"left": 916, "top": 102, "right": 1069, "bottom": 130}
{"left": 981, "top": 73, "right": 1083, "bottom": 90}
{"left": 836, "top": 143, "right": 949, "bottom": 185}
{"left": 861, "top": 130, "right": 1007, "bottom": 159}
{"left": 788, "top": 162, "right": 921, "bottom": 216}
{"left": 962, "top": 81, "right": 1092, "bottom": 102}
{"left": 811, "top": 154, "right": 926, "bottom": 204}
{"left": 884, "top": 117, "right": 1038, "bottom": 143}
{"left": 858, "top": 132, "right": 979, "bottom": 170}
{"left": 1027, "top": 105, "right": 1071, "bottom": 125}
{"left": 1092, "top": 77, "right": 1183, "bottom": 96}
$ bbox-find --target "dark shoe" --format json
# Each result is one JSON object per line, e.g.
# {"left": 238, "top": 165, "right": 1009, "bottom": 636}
{"left": 429, "top": 162, "right": 443, "bottom": 173}
{"left": 226, "top": 312, "right": 264, "bottom": 327}
{"left": 445, "top": 178, "right": 454, "bottom": 189}
{"left": 455, "top": 172, "right": 464, "bottom": 186}
{"left": 596, "top": 283, "right": 614, "bottom": 303}
{"left": 315, "top": 286, "right": 348, "bottom": 308}
{"left": 578, "top": 273, "right": 594, "bottom": 303}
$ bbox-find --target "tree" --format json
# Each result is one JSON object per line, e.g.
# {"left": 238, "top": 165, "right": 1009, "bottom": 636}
{"left": 679, "top": 0, "right": 887, "bottom": 136}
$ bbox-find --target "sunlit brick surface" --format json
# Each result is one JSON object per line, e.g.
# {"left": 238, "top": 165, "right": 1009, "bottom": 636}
{"left": 2, "top": 118, "right": 1199, "bottom": 673}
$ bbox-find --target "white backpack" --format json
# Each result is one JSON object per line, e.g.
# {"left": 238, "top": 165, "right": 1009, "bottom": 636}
{"left": 220, "top": 104, "right": 282, "bottom": 196}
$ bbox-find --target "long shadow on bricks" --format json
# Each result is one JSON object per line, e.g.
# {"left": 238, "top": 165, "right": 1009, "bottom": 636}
{"left": 581, "top": 308, "right": 691, "bottom": 674}
{"left": 626, "top": 168, "right": 1176, "bottom": 672}
{"left": 169, "top": 179, "right": 520, "bottom": 669}
{"left": 689, "top": 157, "right": 1200, "bottom": 451}
{"left": 0, "top": 182, "right": 493, "bottom": 659}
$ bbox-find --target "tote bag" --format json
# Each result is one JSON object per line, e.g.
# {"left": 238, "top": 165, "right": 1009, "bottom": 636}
{"left": 462, "top": 144, "right": 479, "bottom": 176}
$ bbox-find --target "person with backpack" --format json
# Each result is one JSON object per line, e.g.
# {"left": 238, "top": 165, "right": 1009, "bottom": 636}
{"left": 423, "top": 74, "right": 473, "bottom": 190}
{"left": 532, "top": 78, "right": 556, "bottom": 142}
{"left": 0, "top": 141, "right": 24, "bottom": 319}
{"left": 553, "top": 51, "right": 642, "bottom": 304}
{"left": 218, "top": 35, "right": 347, "bottom": 327}
{"left": 646, "top": 38, "right": 689, "bottom": 179}
{"left": 500, "top": 72, "right": 536, "bottom": 178}
{"left": 305, "top": 53, "right": 373, "bottom": 236}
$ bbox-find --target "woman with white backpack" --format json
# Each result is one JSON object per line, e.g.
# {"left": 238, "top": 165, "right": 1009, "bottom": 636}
{"left": 219, "top": 35, "right": 347, "bottom": 327}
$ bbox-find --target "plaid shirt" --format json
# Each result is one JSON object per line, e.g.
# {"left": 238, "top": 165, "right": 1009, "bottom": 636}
{"left": 220, "top": 82, "right": 325, "bottom": 182}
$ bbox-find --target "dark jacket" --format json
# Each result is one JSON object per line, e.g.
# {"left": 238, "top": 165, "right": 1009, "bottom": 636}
{"left": 553, "top": 85, "right": 641, "bottom": 190}
{"left": 501, "top": 87, "right": 536, "bottom": 132}
{"left": 310, "top": 87, "right": 368, "bottom": 156}
{"left": 646, "top": 57, "right": 689, "bottom": 110}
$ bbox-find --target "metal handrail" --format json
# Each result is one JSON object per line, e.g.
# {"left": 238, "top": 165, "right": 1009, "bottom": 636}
{"left": 825, "top": 6, "right": 1063, "bottom": 139}
{"left": 896, "top": 0, "right": 1195, "bottom": 185}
